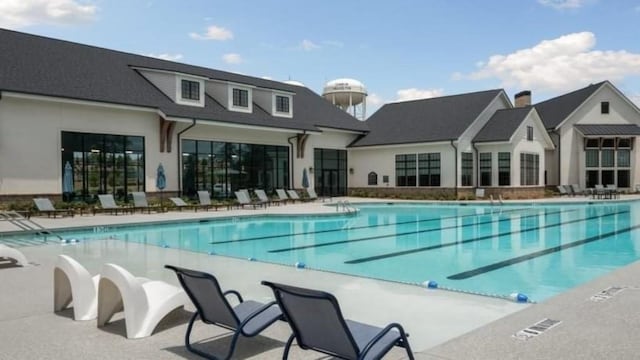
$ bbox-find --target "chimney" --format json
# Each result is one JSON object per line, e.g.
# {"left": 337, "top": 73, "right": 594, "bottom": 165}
{"left": 514, "top": 90, "right": 531, "bottom": 107}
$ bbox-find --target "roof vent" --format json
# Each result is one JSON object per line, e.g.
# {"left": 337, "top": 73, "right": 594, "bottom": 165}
{"left": 514, "top": 90, "right": 531, "bottom": 107}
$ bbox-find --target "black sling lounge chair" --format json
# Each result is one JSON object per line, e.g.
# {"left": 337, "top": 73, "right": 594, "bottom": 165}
{"left": 164, "top": 265, "right": 283, "bottom": 360}
{"left": 262, "top": 281, "right": 414, "bottom": 360}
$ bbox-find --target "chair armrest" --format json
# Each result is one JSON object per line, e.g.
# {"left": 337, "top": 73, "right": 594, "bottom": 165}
{"left": 223, "top": 289, "right": 243, "bottom": 303}
{"left": 238, "top": 300, "right": 281, "bottom": 331}
{"left": 360, "top": 322, "right": 409, "bottom": 359}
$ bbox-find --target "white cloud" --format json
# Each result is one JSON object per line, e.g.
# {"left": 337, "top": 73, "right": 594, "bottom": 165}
{"left": 367, "top": 93, "right": 385, "bottom": 107}
{"left": 222, "top": 53, "right": 243, "bottom": 64}
{"left": 189, "top": 25, "right": 233, "bottom": 40}
{"left": 300, "top": 39, "right": 320, "bottom": 51}
{"left": 538, "top": 0, "right": 587, "bottom": 9}
{"left": 630, "top": 94, "right": 640, "bottom": 107}
{"left": 395, "top": 88, "right": 444, "bottom": 102}
{"left": 146, "top": 53, "right": 183, "bottom": 61}
{"left": 322, "top": 40, "right": 344, "bottom": 48}
{"left": 0, "top": 0, "right": 97, "bottom": 28}
{"left": 261, "top": 76, "right": 273, "bottom": 80}
{"left": 464, "top": 32, "right": 640, "bottom": 93}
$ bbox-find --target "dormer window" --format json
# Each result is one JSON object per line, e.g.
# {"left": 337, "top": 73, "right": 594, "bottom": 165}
{"left": 232, "top": 88, "right": 249, "bottom": 108}
{"left": 181, "top": 80, "right": 200, "bottom": 101}
{"left": 275, "top": 95, "right": 290, "bottom": 113}
{"left": 601, "top": 101, "right": 610, "bottom": 114}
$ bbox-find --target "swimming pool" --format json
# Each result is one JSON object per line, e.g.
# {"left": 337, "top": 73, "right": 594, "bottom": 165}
{"left": 10, "top": 201, "right": 640, "bottom": 302}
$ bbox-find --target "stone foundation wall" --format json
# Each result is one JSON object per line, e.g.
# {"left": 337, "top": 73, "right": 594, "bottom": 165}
{"left": 349, "top": 187, "right": 547, "bottom": 200}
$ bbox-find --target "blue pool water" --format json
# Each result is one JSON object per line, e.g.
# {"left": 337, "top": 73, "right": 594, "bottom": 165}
{"left": 13, "top": 201, "right": 640, "bottom": 302}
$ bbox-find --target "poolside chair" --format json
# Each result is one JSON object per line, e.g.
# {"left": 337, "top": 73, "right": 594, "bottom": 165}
{"left": 32, "top": 198, "right": 74, "bottom": 218}
{"left": 254, "top": 189, "right": 282, "bottom": 206}
{"left": 130, "top": 192, "right": 162, "bottom": 213}
{"left": 197, "top": 190, "right": 223, "bottom": 211}
{"left": 169, "top": 197, "right": 202, "bottom": 212}
{"left": 0, "top": 244, "right": 28, "bottom": 267}
{"left": 262, "top": 281, "right": 414, "bottom": 360}
{"left": 54, "top": 255, "right": 100, "bottom": 321}
{"left": 570, "top": 184, "right": 590, "bottom": 197}
{"left": 95, "top": 194, "right": 129, "bottom": 215}
{"left": 286, "top": 189, "right": 301, "bottom": 203}
{"left": 234, "top": 191, "right": 265, "bottom": 209}
{"left": 305, "top": 187, "right": 322, "bottom": 202}
{"left": 97, "top": 263, "right": 189, "bottom": 339}
{"left": 594, "top": 184, "right": 607, "bottom": 199}
{"left": 475, "top": 188, "right": 485, "bottom": 199}
{"left": 556, "top": 185, "right": 569, "bottom": 197}
{"left": 606, "top": 184, "right": 620, "bottom": 199}
{"left": 165, "top": 265, "right": 283, "bottom": 360}
{"left": 276, "top": 189, "right": 290, "bottom": 204}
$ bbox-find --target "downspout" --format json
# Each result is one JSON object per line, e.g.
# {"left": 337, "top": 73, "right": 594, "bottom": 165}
{"left": 176, "top": 119, "right": 197, "bottom": 196}
{"left": 549, "top": 128, "right": 561, "bottom": 187}
{"left": 450, "top": 140, "right": 458, "bottom": 198}
{"left": 287, "top": 134, "right": 297, "bottom": 189}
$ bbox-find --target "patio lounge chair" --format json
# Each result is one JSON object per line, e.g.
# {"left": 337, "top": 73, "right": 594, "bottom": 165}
{"left": 557, "top": 185, "right": 569, "bottom": 197}
{"left": 262, "top": 281, "right": 414, "bottom": 360}
{"left": 254, "top": 189, "right": 282, "bottom": 206}
{"left": 197, "top": 190, "right": 225, "bottom": 211}
{"left": 234, "top": 191, "right": 265, "bottom": 209}
{"left": 97, "top": 263, "right": 189, "bottom": 339}
{"left": 54, "top": 255, "right": 100, "bottom": 321}
{"left": 33, "top": 198, "right": 74, "bottom": 218}
{"left": 276, "top": 189, "right": 290, "bottom": 204}
{"left": 169, "top": 197, "right": 204, "bottom": 212}
{"left": 131, "top": 192, "right": 162, "bottom": 213}
{"left": 95, "top": 194, "right": 129, "bottom": 215}
{"left": 0, "top": 244, "right": 28, "bottom": 267}
{"left": 165, "top": 265, "right": 283, "bottom": 360}
{"left": 306, "top": 188, "right": 321, "bottom": 202}
{"left": 286, "top": 189, "right": 301, "bottom": 202}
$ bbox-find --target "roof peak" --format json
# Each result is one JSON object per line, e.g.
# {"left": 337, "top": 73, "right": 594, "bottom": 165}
{"left": 386, "top": 88, "right": 503, "bottom": 106}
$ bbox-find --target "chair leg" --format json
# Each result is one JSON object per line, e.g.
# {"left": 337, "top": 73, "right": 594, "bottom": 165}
{"left": 184, "top": 311, "right": 242, "bottom": 360}
{"left": 400, "top": 331, "right": 414, "bottom": 360}
{"left": 282, "top": 333, "right": 295, "bottom": 360}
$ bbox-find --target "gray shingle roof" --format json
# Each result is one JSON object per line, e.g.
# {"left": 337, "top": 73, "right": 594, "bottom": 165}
{"left": 534, "top": 82, "right": 604, "bottom": 130}
{"left": 473, "top": 107, "right": 533, "bottom": 143}
{"left": 350, "top": 89, "right": 503, "bottom": 147}
{"left": 0, "top": 29, "right": 368, "bottom": 133}
{"left": 574, "top": 124, "right": 640, "bottom": 136}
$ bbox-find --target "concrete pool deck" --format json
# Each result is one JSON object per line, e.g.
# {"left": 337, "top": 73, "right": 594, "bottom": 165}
{"left": 1, "top": 196, "right": 639, "bottom": 359}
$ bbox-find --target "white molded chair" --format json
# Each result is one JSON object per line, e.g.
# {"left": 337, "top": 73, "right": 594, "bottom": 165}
{"left": 97, "top": 263, "right": 189, "bottom": 339}
{"left": 0, "top": 244, "right": 28, "bottom": 267}
{"left": 54, "top": 254, "right": 100, "bottom": 320}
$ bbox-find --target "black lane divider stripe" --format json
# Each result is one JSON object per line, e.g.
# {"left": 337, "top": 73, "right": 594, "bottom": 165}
{"left": 210, "top": 207, "right": 526, "bottom": 245}
{"left": 268, "top": 208, "right": 576, "bottom": 254}
{"left": 343, "top": 209, "right": 627, "bottom": 264}
{"left": 447, "top": 222, "right": 640, "bottom": 280}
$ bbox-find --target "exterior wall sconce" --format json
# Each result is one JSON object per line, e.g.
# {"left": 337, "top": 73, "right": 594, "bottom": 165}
{"left": 349, "top": 168, "right": 354, "bottom": 174}
{"left": 308, "top": 167, "right": 313, "bottom": 174}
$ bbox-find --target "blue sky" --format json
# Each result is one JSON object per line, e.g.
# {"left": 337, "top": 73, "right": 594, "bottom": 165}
{"left": 1, "top": 0, "right": 639, "bottom": 114}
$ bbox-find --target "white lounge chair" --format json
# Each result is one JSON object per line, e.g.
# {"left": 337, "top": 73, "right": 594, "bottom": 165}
{"left": 276, "top": 189, "right": 290, "bottom": 204}
{"left": 97, "top": 263, "right": 189, "bottom": 339}
{"left": 286, "top": 189, "right": 301, "bottom": 202}
{"left": 131, "top": 192, "right": 161, "bottom": 213}
{"left": 95, "top": 194, "right": 129, "bottom": 215}
{"left": 0, "top": 244, "right": 28, "bottom": 267}
{"left": 234, "top": 191, "right": 263, "bottom": 209}
{"left": 254, "top": 189, "right": 281, "bottom": 206}
{"left": 54, "top": 255, "right": 100, "bottom": 321}
{"left": 33, "top": 198, "right": 74, "bottom": 218}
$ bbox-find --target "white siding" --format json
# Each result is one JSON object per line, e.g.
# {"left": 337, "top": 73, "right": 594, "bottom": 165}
{"left": 138, "top": 70, "right": 177, "bottom": 102}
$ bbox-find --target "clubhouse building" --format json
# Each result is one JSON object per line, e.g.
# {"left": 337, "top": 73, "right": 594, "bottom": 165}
{"left": 1, "top": 29, "right": 640, "bottom": 201}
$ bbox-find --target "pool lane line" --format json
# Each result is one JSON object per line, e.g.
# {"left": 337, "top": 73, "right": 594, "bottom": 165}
{"left": 210, "top": 206, "right": 528, "bottom": 245}
{"left": 268, "top": 208, "right": 577, "bottom": 254}
{"left": 447, "top": 222, "right": 640, "bottom": 280}
{"left": 343, "top": 209, "right": 627, "bottom": 264}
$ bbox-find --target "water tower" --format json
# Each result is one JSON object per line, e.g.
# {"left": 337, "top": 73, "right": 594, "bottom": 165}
{"left": 322, "top": 78, "right": 367, "bottom": 120}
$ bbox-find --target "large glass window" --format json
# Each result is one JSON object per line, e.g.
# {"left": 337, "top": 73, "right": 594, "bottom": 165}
{"left": 314, "top": 149, "right": 347, "bottom": 196}
{"left": 368, "top": 172, "right": 378, "bottom": 186}
{"left": 520, "top": 153, "right": 539, "bottom": 186}
{"left": 461, "top": 152, "right": 473, "bottom": 186}
{"left": 585, "top": 150, "right": 599, "bottom": 167}
{"left": 61, "top": 131, "right": 144, "bottom": 201}
{"left": 498, "top": 152, "right": 511, "bottom": 186}
{"left": 479, "top": 152, "right": 492, "bottom": 186}
{"left": 395, "top": 154, "right": 416, "bottom": 187}
{"left": 418, "top": 153, "right": 440, "bottom": 186}
{"left": 182, "top": 140, "right": 289, "bottom": 198}
{"left": 583, "top": 137, "right": 633, "bottom": 188}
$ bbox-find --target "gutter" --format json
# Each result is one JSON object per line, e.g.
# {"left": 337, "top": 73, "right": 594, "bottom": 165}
{"left": 450, "top": 140, "right": 458, "bottom": 198}
{"left": 176, "top": 119, "right": 197, "bottom": 196}
{"left": 287, "top": 135, "right": 297, "bottom": 189}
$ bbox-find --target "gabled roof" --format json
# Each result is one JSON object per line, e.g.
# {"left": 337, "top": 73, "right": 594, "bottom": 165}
{"left": 473, "top": 107, "right": 533, "bottom": 143}
{"left": 0, "top": 29, "right": 368, "bottom": 133}
{"left": 534, "top": 82, "right": 604, "bottom": 130}
{"left": 350, "top": 89, "right": 503, "bottom": 147}
{"left": 574, "top": 124, "right": 640, "bottom": 136}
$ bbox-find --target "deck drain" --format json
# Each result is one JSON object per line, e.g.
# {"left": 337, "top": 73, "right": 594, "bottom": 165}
{"left": 589, "top": 286, "right": 626, "bottom": 302}
{"left": 512, "top": 318, "right": 561, "bottom": 341}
